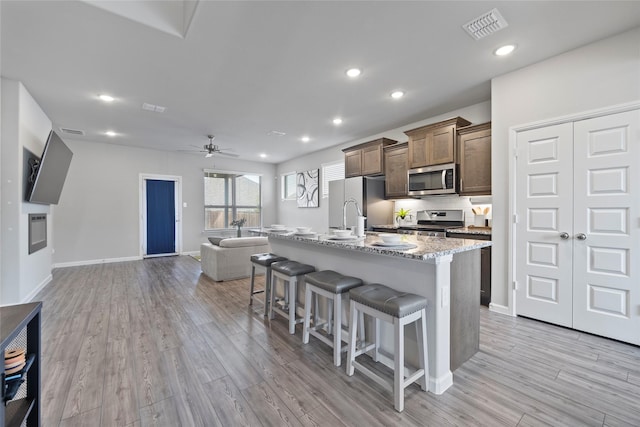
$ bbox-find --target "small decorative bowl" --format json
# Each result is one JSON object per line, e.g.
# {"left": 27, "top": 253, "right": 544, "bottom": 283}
{"left": 270, "top": 224, "right": 285, "bottom": 230}
{"left": 332, "top": 229, "right": 353, "bottom": 238}
{"left": 379, "top": 233, "right": 402, "bottom": 244}
{"left": 296, "top": 227, "right": 312, "bottom": 234}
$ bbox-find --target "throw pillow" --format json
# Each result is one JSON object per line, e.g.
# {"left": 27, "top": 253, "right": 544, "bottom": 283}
{"left": 208, "top": 237, "right": 225, "bottom": 246}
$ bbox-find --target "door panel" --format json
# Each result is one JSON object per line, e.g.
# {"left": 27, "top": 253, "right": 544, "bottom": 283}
{"left": 515, "top": 123, "right": 574, "bottom": 327}
{"left": 572, "top": 109, "right": 639, "bottom": 344}
{"left": 146, "top": 179, "right": 176, "bottom": 256}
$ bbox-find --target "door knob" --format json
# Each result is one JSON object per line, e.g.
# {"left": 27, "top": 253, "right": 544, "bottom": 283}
{"left": 576, "top": 233, "right": 587, "bottom": 240}
{"left": 559, "top": 232, "right": 570, "bottom": 240}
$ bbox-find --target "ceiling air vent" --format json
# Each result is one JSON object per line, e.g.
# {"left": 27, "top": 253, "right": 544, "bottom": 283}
{"left": 142, "top": 102, "right": 166, "bottom": 113}
{"left": 60, "top": 127, "right": 85, "bottom": 136}
{"left": 463, "top": 8, "right": 508, "bottom": 40}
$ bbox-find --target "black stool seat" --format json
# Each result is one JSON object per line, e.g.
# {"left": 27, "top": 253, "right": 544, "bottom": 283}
{"left": 305, "top": 270, "right": 362, "bottom": 294}
{"left": 271, "top": 260, "right": 315, "bottom": 277}
{"left": 251, "top": 253, "right": 288, "bottom": 267}
{"left": 350, "top": 283, "right": 427, "bottom": 318}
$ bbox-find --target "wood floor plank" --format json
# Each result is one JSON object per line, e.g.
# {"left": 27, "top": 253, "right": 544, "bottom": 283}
{"left": 130, "top": 328, "right": 173, "bottom": 408}
{"left": 36, "top": 256, "right": 640, "bottom": 427}
{"left": 197, "top": 321, "right": 264, "bottom": 390}
{"left": 58, "top": 407, "right": 102, "bottom": 427}
{"left": 202, "top": 376, "right": 262, "bottom": 426}
{"left": 297, "top": 406, "right": 348, "bottom": 427}
{"left": 162, "top": 345, "right": 224, "bottom": 427}
{"left": 60, "top": 308, "right": 109, "bottom": 420}
{"left": 240, "top": 381, "right": 303, "bottom": 427}
{"left": 516, "top": 413, "right": 555, "bottom": 427}
{"left": 139, "top": 397, "right": 190, "bottom": 427}
{"left": 101, "top": 338, "right": 140, "bottom": 426}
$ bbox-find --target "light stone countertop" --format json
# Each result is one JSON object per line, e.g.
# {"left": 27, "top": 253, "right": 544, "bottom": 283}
{"left": 250, "top": 228, "right": 491, "bottom": 261}
{"left": 446, "top": 227, "right": 492, "bottom": 237}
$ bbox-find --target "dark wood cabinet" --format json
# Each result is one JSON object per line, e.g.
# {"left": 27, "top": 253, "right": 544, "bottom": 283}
{"left": 458, "top": 122, "right": 492, "bottom": 195}
{"left": 343, "top": 138, "right": 396, "bottom": 177}
{"left": 344, "top": 150, "right": 362, "bottom": 177}
{"left": 1, "top": 302, "right": 41, "bottom": 427}
{"left": 405, "top": 117, "right": 471, "bottom": 169}
{"left": 384, "top": 143, "right": 409, "bottom": 198}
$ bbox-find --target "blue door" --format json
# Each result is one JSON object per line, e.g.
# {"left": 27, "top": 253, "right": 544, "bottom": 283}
{"left": 146, "top": 179, "right": 175, "bottom": 255}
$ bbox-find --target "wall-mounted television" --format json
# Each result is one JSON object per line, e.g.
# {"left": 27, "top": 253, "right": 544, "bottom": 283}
{"left": 26, "top": 130, "right": 73, "bottom": 205}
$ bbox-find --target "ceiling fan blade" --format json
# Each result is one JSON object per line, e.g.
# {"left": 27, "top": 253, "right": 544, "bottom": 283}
{"left": 217, "top": 152, "right": 239, "bottom": 158}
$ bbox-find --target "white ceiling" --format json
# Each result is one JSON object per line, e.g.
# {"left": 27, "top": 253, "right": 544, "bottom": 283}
{"left": 2, "top": 1, "right": 640, "bottom": 163}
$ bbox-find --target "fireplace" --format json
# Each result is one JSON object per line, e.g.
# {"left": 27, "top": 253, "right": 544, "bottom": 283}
{"left": 28, "top": 213, "right": 47, "bottom": 254}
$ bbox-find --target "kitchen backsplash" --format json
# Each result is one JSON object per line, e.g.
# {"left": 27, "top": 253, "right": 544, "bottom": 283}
{"left": 393, "top": 195, "right": 492, "bottom": 227}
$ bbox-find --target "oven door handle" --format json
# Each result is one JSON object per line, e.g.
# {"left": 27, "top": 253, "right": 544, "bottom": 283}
{"left": 441, "top": 169, "right": 447, "bottom": 189}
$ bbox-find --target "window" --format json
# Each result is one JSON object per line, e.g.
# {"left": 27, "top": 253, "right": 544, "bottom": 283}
{"left": 281, "top": 172, "right": 296, "bottom": 200}
{"left": 204, "top": 171, "right": 261, "bottom": 230}
{"left": 322, "top": 160, "right": 345, "bottom": 198}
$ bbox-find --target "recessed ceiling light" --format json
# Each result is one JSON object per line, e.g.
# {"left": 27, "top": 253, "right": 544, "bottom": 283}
{"left": 105, "top": 131, "right": 117, "bottom": 137}
{"left": 346, "top": 68, "right": 361, "bottom": 78}
{"left": 259, "top": 153, "right": 267, "bottom": 158}
{"left": 333, "top": 118, "right": 343, "bottom": 125}
{"left": 301, "top": 136, "right": 310, "bottom": 143}
{"left": 98, "top": 94, "right": 114, "bottom": 102}
{"left": 494, "top": 44, "right": 516, "bottom": 56}
{"left": 391, "top": 91, "right": 405, "bottom": 99}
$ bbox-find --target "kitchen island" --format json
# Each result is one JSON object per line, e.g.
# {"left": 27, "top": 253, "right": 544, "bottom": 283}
{"left": 254, "top": 229, "right": 490, "bottom": 394}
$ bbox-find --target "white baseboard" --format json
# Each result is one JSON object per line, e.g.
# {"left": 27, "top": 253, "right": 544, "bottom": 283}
{"left": 489, "top": 302, "right": 512, "bottom": 316}
{"left": 182, "top": 250, "right": 200, "bottom": 256}
{"left": 24, "top": 274, "right": 52, "bottom": 303}
{"left": 53, "top": 255, "right": 142, "bottom": 269}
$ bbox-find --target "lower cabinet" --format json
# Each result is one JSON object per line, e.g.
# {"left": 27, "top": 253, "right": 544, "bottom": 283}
{"left": 446, "top": 232, "right": 491, "bottom": 306}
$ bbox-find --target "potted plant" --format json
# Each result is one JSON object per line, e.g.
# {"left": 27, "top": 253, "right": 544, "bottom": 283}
{"left": 231, "top": 218, "right": 246, "bottom": 237}
{"left": 395, "top": 208, "right": 411, "bottom": 226}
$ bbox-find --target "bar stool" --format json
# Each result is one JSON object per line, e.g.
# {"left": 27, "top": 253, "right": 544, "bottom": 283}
{"left": 346, "top": 283, "right": 429, "bottom": 412}
{"left": 249, "top": 253, "right": 288, "bottom": 316}
{"left": 302, "top": 270, "right": 363, "bottom": 366}
{"left": 270, "top": 261, "right": 316, "bottom": 334}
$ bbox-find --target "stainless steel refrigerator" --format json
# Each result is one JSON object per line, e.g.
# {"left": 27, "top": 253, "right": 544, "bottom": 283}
{"left": 328, "top": 176, "right": 394, "bottom": 230}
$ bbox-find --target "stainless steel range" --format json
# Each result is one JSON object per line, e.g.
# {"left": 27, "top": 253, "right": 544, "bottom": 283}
{"left": 405, "top": 209, "right": 465, "bottom": 237}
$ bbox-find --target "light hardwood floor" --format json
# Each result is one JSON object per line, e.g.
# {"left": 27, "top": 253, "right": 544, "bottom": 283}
{"left": 36, "top": 256, "right": 640, "bottom": 426}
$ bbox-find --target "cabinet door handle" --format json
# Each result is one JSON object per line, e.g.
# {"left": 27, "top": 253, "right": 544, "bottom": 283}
{"left": 576, "top": 233, "right": 587, "bottom": 240}
{"left": 559, "top": 232, "right": 570, "bottom": 240}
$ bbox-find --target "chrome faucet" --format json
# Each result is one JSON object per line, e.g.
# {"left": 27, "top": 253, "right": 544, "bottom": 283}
{"left": 343, "top": 197, "right": 362, "bottom": 230}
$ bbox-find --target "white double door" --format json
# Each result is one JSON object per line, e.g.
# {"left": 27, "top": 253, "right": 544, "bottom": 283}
{"left": 515, "top": 109, "right": 640, "bottom": 345}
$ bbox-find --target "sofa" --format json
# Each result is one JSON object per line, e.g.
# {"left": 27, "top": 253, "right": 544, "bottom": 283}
{"left": 200, "top": 236, "right": 270, "bottom": 281}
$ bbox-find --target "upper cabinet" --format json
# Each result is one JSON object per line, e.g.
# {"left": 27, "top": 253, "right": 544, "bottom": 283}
{"left": 457, "top": 122, "right": 492, "bottom": 195}
{"left": 405, "top": 117, "right": 471, "bottom": 169}
{"left": 343, "top": 138, "right": 396, "bottom": 177}
{"left": 384, "top": 142, "right": 409, "bottom": 198}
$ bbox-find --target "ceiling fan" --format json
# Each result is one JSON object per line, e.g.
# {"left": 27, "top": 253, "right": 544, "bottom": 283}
{"left": 192, "top": 135, "right": 238, "bottom": 158}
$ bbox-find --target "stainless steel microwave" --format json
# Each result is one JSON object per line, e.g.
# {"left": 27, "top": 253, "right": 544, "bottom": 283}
{"left": 408, "top": 163, "right": 457, "bottom": 196}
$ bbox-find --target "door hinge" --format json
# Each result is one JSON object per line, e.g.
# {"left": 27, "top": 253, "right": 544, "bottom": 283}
{"left": 513, "top": 213, "right": 519, "bottom": 223}
{"left": 513, "top": 148, "right": 518, "bottom": 159}
{"left": 513, "top": 281, "right": 518, "bottom": 290}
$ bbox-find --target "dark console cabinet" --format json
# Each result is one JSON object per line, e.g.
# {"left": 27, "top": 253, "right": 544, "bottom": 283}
{"left": 1, "top": 302, "right": 41, "bottom": 427}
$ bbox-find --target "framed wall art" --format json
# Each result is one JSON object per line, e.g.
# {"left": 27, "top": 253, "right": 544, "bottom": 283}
{"left": 297, "top": 169, "right": 319, "bottom": 208}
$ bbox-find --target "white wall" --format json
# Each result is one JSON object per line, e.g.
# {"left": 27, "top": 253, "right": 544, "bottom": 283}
{"left": 1, "top": 79, "right": 53, "bottom": 304}
{"left": 491, "top": 27, "right": 640, "bottom": 312}
{"left": 276, "top": 101, "right": 491, "bottom": 232}
{"left": 53, "top": 140, "right": 277, "bottom": 265}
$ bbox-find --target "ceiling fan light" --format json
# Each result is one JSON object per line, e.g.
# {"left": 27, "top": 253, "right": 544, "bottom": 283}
{"left": 205, "top": 152, "right": 213, "bottom": 158}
